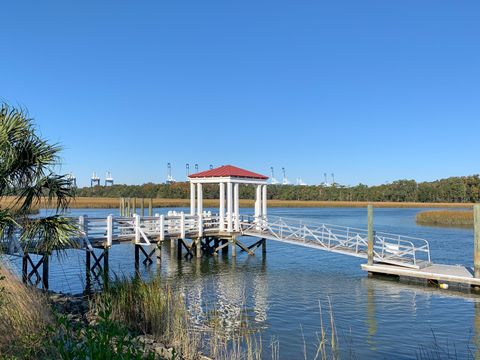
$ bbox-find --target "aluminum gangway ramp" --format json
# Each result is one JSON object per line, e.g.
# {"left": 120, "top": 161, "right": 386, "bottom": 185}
{"left": 240, "top": 215, "right": 431, "bottom": 269}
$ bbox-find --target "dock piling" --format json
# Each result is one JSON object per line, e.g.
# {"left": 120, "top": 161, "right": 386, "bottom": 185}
{"left": 474, "top": 205, "right": 480, "bottom": 278}
{"left": 196, "top": 238, "right": 201, "bottom": 257}
{"left": 119, "top": 197, "right": 123, "bottom": 216}
{"left": 42, "top": 255, "right": 49, "bottom": 290}
{"left": 141, "top": 198, "right": 145, "bottom": 217}
{"left": 148, "top": 198, "right": 153, "bottom": 216}
{"left": 85, "top": 250, "right": 91, "bottom": 291}
{"left": 156, "top": 243, "right": 162, "bottom": 266}
{"left": 367, "top": 205, "right": 374, "bottom": 266}
{"left": 231, "top": 237, "right": 237, "bottom": 257}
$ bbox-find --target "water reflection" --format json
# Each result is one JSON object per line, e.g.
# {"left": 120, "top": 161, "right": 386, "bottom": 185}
{"left": 164, "top": 249, "right": 269, "bottom": 338}
{"left": 366, "top": 282, "right": 377, "bottom": 350}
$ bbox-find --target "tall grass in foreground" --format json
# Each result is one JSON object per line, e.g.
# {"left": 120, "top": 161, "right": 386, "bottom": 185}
{"left": 94, "top": 276, "right": 201, "bottom": 359}
{"left": 0, "top": 264, "right": 53, "bottom": 358}
{"left": 416, "top": 210, "right": 473, "bottom": 227}
{"left": 94, "top": 276, "right": 342, "bottom": 360}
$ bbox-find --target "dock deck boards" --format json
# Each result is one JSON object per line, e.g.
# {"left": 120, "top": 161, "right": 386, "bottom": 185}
{"left": 362, "top": 263, "right": 480, "bottom": 286}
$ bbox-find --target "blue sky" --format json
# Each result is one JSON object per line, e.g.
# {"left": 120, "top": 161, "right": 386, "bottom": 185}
{"left": 1, "top": 1, "right": 479, "bottom": 187}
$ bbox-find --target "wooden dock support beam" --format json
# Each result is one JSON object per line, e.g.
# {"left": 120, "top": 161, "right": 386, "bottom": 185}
{"left": 135, "top": 244, "right": 140, "bottom": 274}
{"left": 196, "top": 238, "right": 202, "bottom": 257}
{"left": 474, "top": 205, "right": 480, "bottom": 278}
{"left": 85, "top": 250, "right": 92, "bottom": 292}
{"left": 156, "top": 243, "right": 162, "bottom": 266}
{"left": 177, "top": 239, "right": 182, "bottom": 260}
{"left": 141, "top": 198, "right": 145, "bottom": 217}
{"left": 21, "top": 253, "right": 49, "bottom": 290}
{"left": 148, "top": 198, "right": 153, "bottom": 216}
{"left": 367, "top": 204, "right": 374, "bottom": 266}
{"left": 262, "top": 238, "right": 267, "bottom": 256}
{"left": 222, "top": 239, "right": 228, "bottom": 254}
{"left": 42, "top": 255, "right": 49, "bottom": 290}
{"left": 231, "top": 236, "right": 237, "bottom": 257}
{"left": 103, "top": 248, "right": 109, "bottom": 285}
{"left": 22, "top": 253, "right": 28, "bottom": 283}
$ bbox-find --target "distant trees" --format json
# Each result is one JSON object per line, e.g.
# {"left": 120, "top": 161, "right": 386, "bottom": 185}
{"left": 76, "top": 175, "right": 480, "bottom": 203}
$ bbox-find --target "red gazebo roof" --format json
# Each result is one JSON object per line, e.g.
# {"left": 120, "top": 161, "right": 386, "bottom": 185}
{"left": 188, "top": 165, "right": 268, "bottom": 180}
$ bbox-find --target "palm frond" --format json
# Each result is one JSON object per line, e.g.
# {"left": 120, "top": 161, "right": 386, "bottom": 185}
{"left": 19, "top": 216, "right": 80, "bottom": 255}
{"left": 16, "top": 174, "right": 74, "bottom": 213}
{"left": 0, "top": 103, "right": 76, "bottom": 254}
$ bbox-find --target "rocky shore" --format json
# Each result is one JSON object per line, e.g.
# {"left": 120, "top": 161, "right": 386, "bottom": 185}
{"left": 48, "top": 292, "right": 211, "bottom": 360}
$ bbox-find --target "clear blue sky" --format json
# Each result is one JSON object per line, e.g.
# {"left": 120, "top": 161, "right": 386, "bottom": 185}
{"left": 1, "top": 1, "right": 479, "bottom": 187}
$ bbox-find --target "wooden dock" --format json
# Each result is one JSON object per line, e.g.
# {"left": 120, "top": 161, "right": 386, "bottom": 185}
{"left": 362, "top": 263, "right": 480, "bottom": 287}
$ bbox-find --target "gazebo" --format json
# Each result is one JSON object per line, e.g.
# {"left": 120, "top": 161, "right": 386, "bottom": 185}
{"left": 188, "top": 165, "right": 269, "bottom": 233}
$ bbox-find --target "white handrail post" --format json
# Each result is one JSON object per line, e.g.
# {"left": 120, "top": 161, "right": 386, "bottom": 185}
{"left": 78, "top": 215, "right": 87, "bottom": 248}
{"left": 107, "top": 215, "right": 113, "bottom": 247}
{"left": 180, "top": 212, "right": 185, "bottom": 239}
{"left": 79, "top": 215, "right": 88, "bottom": 237}
{"left": 134, "top": 214, "right": 140, "bottom": 244}
{"left": 154, "top": 213, "right": 160, "bottom": 232}
{"left": 159, "top": 215, "right": 165, "bottom": 241}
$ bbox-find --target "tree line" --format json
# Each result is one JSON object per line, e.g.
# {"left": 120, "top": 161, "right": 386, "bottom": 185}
{"left": 75, "top": 175, "right": 480, "bottom": 203}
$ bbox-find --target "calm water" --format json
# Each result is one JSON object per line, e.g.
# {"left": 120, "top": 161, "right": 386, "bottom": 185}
{"left": 7, "top": 207, "right": 479, "bottom": 359}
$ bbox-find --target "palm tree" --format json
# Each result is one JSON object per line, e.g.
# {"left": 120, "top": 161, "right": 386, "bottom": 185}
{"left": 0, "top": 103, "right": 78, "bottom": 255}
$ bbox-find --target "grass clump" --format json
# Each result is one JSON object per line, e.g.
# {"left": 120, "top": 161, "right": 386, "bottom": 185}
{"left": 0, "top": 264, "right": 53, "bottom": 358}
{"left": 416, "top": 210, "right": 473, "bottom": 227}
{"left": 94, "top": 276, "right": 200, "bottom": 359}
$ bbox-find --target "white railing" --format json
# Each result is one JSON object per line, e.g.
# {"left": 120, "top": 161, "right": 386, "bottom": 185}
{"left": 239, "top": 215, "right": 430, "bottom": 267}
{"left": 1, "top": 213, "right": 431, "bottom": 269}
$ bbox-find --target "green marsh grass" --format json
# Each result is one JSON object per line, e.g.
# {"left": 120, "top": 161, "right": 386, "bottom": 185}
{"left": 416, "top": 210, "right": 473, "bottom": 227}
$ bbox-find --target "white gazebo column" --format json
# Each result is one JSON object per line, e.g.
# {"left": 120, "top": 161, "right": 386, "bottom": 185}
{"left": 227, "top": 182, "right": 233, "bottom": 232}
{"left": 255, "top": 184, "right": 262, "bottom": 223}
{"left": 196, "top": 183, "right": 203, "bottom": 216}
{"left": 219, "top": 182, "right": 225, "bottom": 231}
{"left": 234, "top": 183, "right": 240, "bottom": 231}
{"left": 262, "top": 184, "right": 267, "bottom": 221}
{"left": 190, "top": 182, "right": 196, "bottom": 215}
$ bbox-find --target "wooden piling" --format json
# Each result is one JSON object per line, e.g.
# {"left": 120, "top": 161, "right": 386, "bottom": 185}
{"left": 367, "top": 205, "right": 374, "bottom": 266}
{"left": 127, "top": 198, "right": 131, "bottom": 217}
{"left": 177, "top": 239, "right": 182, "bottom": 260}
{"left": 474, "top": 205, "right": 480, "bottom": 278}
{"left": 134, "top": 245, "right": 140, "bottom": 274}
{"left": 85, "top": 250, "right": 91, "bottom": 291}
{"left": 196, "top": 238, "right": 202, "bottom": 257}
{"left": 22, "top": 254, "right": 28, "bottom": 284}
{"left": 119, "top": 197, "right": 124, "bottom": 216}
{"left": 222, "top": 239, "right": 228, "bottom": 254}
{"left": 231, "top": 237, "right": 237, "bottom": 257}
{"left": 42, "top": 255, "right": 49, "bottom": 290}
{"left": 156, "top": 243, "right": 162, "bottom": 266}
{"left": 141, "top": 198, "right": 145, "bottom": 217}
{"left": 103, "top": 248, "right": 109, "bottom": 286}
{"left": 262, "top": 238, "right": 267, "bottom": 256}
{"left": 132, "top": 198, "right": 137, "bottom": 215}
{"left": 148, "top": 198, "right": 153, "bottom": 216}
